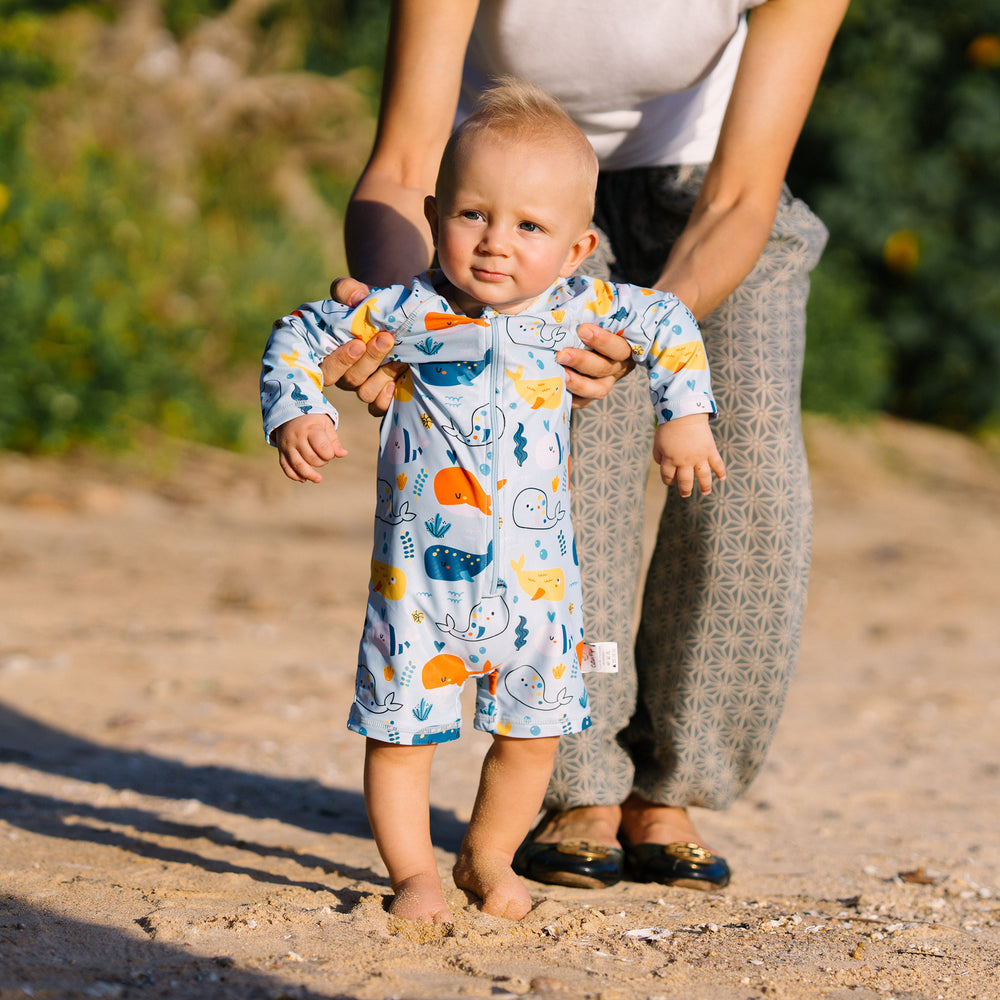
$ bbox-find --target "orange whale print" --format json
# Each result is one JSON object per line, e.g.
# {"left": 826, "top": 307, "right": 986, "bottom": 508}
{"left": 422, "top": 654, "right": 498, "bottom": 694}
{"left": 434, "top": 467, "right": 492, "bottom": 516}
{"left": 424, "top": 312, "right": 490, "bottom": 331}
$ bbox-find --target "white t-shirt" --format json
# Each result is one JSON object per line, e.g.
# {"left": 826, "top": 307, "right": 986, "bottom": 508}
{"left": 459, "top": 0, "right": 767, "bottom": 169}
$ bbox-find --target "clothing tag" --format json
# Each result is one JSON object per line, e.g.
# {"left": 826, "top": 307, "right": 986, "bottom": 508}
{"left": 581, "top": 641, "right": 619, "bottom": 673}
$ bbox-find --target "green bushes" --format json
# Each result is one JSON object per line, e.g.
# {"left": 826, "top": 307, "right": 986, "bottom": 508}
{"left": 793, "top": 0, "right": 1000, "bottom": 432}
{"left": 2, "top": 0, "right": 998, "bottom": 454}
{"left": 0, "top": 2, "right": 370, "bottom": 453}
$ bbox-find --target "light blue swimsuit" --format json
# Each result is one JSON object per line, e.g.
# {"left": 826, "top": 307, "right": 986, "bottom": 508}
{"left": 261, "top": 272, "right": 717, "bottom": 745}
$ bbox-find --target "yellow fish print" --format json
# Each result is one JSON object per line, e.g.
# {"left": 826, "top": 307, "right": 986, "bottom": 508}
{"left": 506, "top": 365, "right": 563, "bottom": 410}
{"left": 279, "top": 349, "right": 322, "bottom": 391}
{"left": 510, "top": 553, "right": 565, "bottom": 602}
{"left": 394, "top": 368, "right": 415, "bottom": 402}
{"left": 370, "top": 560, "right": 407, "bottom": 601}
{"left": 584, "top": 279, "right": 614, "bottom": 316}
{"left": 350, "top": 297, "right": 383, "bottom": 343}
{"left": 648, "top": 340, "right": 708, "bottom": 373}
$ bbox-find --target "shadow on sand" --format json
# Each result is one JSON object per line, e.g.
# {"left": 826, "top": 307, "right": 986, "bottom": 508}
{"left": 0, "top": 893, "right": 352, "bottom": 1000}
{"left": 0, "top": 703, "right": 469, "bottom": 884}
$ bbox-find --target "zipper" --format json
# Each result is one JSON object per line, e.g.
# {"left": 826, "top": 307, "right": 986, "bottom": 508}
{"left": 487, "top": 308, "right": 503, "bottom": 594}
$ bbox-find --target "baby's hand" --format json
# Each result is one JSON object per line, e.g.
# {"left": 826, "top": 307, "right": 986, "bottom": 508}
{"left": 274, "top": 414, "right": 347, "bottom": 483}
{"left": 653, "top": 414, "right": 726, "bottom": 497}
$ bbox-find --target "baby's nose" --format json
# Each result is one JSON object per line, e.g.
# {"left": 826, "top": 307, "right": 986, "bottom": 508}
{"left": 478, "top": 225, "right": 508, "bottom": 254}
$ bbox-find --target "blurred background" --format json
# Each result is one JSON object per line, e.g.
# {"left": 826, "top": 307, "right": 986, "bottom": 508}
{"left": 1, "top": 0, "right": 998, "bottom": 456}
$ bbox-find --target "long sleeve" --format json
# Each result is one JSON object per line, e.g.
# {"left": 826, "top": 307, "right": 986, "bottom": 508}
{"left": 260, "top": 301, "right": 353, "bottom": 444}
{"left": 533, "top": 276, "right": 718, "bottom": 424}
{"left": 260, "top": 275, "right": 490, "bottom": 445}
{"left": 603, "top": 283, "right": 718, "bottom": 424}
{"left": 625, "top": 286, "right": 718, "bottom": 423}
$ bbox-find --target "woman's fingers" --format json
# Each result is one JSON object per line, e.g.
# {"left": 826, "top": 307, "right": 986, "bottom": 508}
{"left": 320, "top": 332, "right": 395, "bottom": 392}
{"left": 329, "top": 276, "right": 371, "bottom": 308}
{"left": 320, "top": 278, "right": 409, "bottom": 417}
{"left": 557, "top": 322, "right": 636, "bottom": 407}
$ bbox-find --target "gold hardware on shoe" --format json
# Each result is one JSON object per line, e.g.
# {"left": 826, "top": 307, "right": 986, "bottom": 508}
{"left": 555, "top": 839, "right": 611, "bottom": 861}
{"left": 663, "top": 842, "right": 714, "bottom": 864}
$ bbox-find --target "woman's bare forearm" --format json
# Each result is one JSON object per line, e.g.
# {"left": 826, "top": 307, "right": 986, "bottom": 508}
{"left": 343, "top": 0, "right": 479, "bottom": 286}
{"left": 654, "top": 0, "right": 849, "bottom": 319}
{"left": 344, "top": 181, "right": 434, "bottom": 287}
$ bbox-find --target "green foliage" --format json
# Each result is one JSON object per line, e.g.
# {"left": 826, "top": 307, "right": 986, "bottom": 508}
{"left": 0, "top": 151, "right": 324, "bottom": 452}
{"left": 297, "top": 0, "right": 389, "bottom": 86}
{"left": 801, "top": 251, "right": 889, "bottom": 418}
{"left": 4, "top": 0, "right": 997, "bottom": 453}
{"left": 0, "top": 4, "right": 359, "bottom": 454}
{"left": 791, "top": 0, "right": 1000, "bottom": 431}
{"left": 159, "top": 0, "right": 389, "bottom": 98}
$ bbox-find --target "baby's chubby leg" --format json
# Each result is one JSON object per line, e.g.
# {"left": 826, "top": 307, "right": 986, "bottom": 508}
{"left": 364, "top": 739, "right": 452, "bottom": 923}
{"left": 454, "top": 734, "right": 559, "bottom": 920}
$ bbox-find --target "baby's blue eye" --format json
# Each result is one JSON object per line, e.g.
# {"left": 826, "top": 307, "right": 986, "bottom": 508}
{"left": 519, "top": 221, "right": 541, "bottom": 233}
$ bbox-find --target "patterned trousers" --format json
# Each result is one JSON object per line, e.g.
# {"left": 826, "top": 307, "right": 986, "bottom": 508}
{"left": 547, "top": 165, "right": 829, "bottom": 811}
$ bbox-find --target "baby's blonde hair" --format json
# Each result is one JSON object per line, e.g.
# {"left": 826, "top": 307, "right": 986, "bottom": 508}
{"left": 437, "top": 77, "right": 598, "bottom": 219}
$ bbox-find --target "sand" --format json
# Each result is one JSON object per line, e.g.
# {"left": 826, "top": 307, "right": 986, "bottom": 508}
{"left": 2, "top": 408, "right": 999, "bottom": 1000}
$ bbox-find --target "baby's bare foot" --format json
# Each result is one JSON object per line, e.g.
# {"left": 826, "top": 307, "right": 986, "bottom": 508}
{"left": 453, "top": 851, "right": 532, "bottom": 920}
{"left": 389, "top": 871, "right": 453, "bottom": 923}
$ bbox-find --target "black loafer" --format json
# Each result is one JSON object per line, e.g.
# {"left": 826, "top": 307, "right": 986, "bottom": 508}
{"left": 622, "top": 838, "right": 731, "bottom": 890}
{"left": 513, "top": 837, "right": 624, "bottom": 889}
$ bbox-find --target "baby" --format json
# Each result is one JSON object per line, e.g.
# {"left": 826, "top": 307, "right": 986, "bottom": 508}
{"left": 261, "top": 79, "right": 725, "bottom": 923}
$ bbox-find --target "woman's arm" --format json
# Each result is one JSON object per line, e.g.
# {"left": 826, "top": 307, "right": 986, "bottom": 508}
{"left": 344, "top": 0, "right": 480, "bottom": 286}
{"left": 325, "top": 0, "right": 633, "bottom": 404}
{"left": 656, "top": 0, "right": 849, "bottom": 319}
{"left": 321, "top": 0, "right": 479, "bottom": 402}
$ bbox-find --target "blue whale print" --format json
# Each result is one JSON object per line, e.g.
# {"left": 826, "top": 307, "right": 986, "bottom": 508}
{"left": 424, "top": 540, "right": 494, "bottom": 582}
{"left": 419, "top": 349, "right": 492, "bottom": 387}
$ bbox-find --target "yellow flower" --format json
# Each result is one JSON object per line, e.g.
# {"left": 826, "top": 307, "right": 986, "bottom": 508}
{"left": 411, "top": 610, "right": 424, "bottom": 624}
{"left": 967, "top": 34, "right": 1000, "bottom": 69}
{"left": 0, "top": 183, "right": 9, "bottom": 217}
{"left": 882, "top": 230, "right": 919, "bottom": 275}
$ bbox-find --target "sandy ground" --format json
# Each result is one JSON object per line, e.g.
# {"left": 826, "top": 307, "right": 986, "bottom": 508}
{"left": 1, "top": 406, "right": 999, "bottom": 1000}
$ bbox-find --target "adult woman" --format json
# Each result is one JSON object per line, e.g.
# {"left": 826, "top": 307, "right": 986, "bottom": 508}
{"left": 321, "top": 0, "right": 848, "bottom": 889}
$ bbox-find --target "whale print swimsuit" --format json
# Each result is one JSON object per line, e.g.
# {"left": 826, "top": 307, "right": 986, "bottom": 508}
{"left": 261, "top": 271, "right": 717, "bottom": 745}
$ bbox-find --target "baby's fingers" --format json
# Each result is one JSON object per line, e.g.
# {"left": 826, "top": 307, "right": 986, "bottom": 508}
{"left": 673, "top": 465, "right": 696, "bottom": 498}
{"left": 660, "top": 459, "right": 689, "bottom": 494}
{"left": 279, "top": 448, "right": 324, "bottom": 484}
{"left": 694, "top": 462, "right": 716, "bottom": 496}
{"left": 709, "top": 446, "right": 727, "bottom": 484}
{"left": 308, "top": 424, "right": 347, "bottom": 464}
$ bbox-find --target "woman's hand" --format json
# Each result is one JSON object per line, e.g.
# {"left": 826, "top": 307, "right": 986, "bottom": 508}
{"left": 557, "top": 324, "right": 636, "bottom": 408}
{"left": 319, "top": 277, "right": 408, "bottom": 417}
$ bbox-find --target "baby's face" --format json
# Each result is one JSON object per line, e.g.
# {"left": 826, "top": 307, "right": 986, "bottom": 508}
{"left": 426, "top": 134, "right": 596, "bottom": 315}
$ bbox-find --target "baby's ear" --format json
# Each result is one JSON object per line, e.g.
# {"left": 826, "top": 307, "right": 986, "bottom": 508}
{"left": 559, "top": 228, "right": 600, "bottom": 277}
{"left": 424, "top": 195, "right": 440, "bottom": 247}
